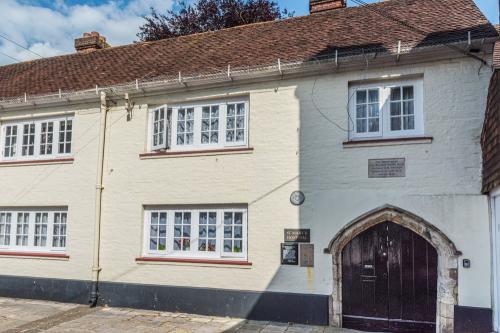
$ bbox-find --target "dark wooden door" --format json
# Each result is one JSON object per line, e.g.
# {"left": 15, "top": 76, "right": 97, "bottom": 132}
{"left": 342, "top": 222, "right": 438, "bottom": 333}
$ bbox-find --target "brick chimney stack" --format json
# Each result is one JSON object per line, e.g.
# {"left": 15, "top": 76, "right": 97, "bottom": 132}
{"left": 75, "top": 32, "right": 110, "bottom": 53}
{"left": 310, "top": 0, "right": 346, "bottom": 14}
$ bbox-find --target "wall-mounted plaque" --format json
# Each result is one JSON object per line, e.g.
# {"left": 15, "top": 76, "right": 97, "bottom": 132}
{"left": 284, "top": 229, "right": 311, "bottom": 243}
{"left": 300, "top": 243, "right": 314, "bottom": 267}
{"left": 281, "top": 243, "right": 299, "bottom": 265}
{"left": 368, "top": 158, "right": 406, "bottom": 178}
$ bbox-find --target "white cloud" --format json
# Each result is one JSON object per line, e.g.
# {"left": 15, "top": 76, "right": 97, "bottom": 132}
{"left": 0, "top": 0, "right": 174, "bottom": 65}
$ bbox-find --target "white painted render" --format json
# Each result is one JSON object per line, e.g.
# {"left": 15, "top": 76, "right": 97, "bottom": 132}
{"left": 0, "top": 56, "right": 492, "bottom": 310}
{"left": 490, "top": 190, "right": 500, "bottom": 331}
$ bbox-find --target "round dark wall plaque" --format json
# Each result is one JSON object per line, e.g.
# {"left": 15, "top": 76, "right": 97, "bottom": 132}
{"left": 290, "top": 191, "right": 305, "bottom": 206}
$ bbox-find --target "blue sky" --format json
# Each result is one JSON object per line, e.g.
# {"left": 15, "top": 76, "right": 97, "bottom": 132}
{"left": 279, "top": 0, "right": 498, "bottom": 23}
{"left": 0, "top": 0, "right": 497, "bottom": 66}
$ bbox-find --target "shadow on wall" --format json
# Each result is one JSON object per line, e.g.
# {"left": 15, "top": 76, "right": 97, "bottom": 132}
{"left": 216, "top": 24, "right": 497, "bottom": 331}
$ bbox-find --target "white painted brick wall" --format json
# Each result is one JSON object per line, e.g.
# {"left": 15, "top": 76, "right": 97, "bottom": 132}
{"left": 0, "top": 57, "right": 492, "bottom": 309}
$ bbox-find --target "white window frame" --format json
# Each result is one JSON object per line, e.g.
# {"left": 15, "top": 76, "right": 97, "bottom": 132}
{"left": 348, "top": 78, "right": 424, "bottom": 140}
{"left": 148, "top": 98, "right": 249, "bottom": 152}
{"left": 0, "top": 208, "right": 68, "bottom": 253}
{"left": 0, "top": 115, "right": 74, "bottom": 161}
{"left": 143, "top": 206, "right": 247, "bottom": 260}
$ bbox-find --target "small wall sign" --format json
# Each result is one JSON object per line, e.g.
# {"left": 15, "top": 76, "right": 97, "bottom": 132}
{"left": 281, "top": 243, "right": 299, "bottom": 265}
{"left": 299, "top": 243, "right": 314, "bottom": 267}
{"left": 368, "top": 158, "right": 406, "bottom": 178}
{"left": 284, "top": 229, "right": 311, "bottom": 243}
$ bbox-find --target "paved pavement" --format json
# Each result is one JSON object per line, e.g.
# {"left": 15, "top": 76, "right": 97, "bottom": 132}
{"left": 0, "top": 297, "right": 365, "bottom": 333}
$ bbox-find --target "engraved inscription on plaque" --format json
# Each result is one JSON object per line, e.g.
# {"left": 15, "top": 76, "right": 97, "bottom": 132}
{"left": 284, "top": 229, "right": 311, "bottom": 243}
{"left": 300, "top": 243, "right": 314, "bottom": 267}
{"left": 368, "top": 158, "right": 406, "bottom": 178}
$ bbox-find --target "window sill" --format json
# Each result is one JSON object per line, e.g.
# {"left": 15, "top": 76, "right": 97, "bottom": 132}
{"left": 343, "top": 136, "right": 433, "bottom": 148}
{"left": 139, "top": 147, "right": 254, "bottom": 159}
{"left": 135, "top": 257, "right": 252, "bottom": 267}
{"left": 0, "top": 251, "right": 69, "bottom": 260}
{"left": 0, "top": 157, "right": 74, "bottom": 167}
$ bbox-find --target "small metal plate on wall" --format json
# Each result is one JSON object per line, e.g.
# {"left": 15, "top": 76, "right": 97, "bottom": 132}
{"left": 300, "top": 244, "right": 314, "bottom": 267}
{"left": 281, "top": 243, "right": 299, "bottom": 265}
{"left": 368, "top": 158, "right": 406, "bottom": 178}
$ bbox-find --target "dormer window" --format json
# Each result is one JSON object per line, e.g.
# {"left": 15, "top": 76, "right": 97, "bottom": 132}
{"left": 349, "top": 78, "right": 423, "bottom": 140}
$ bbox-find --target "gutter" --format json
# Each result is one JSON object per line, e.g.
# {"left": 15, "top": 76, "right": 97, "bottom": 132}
{"left": 0, "top": 38, "right": 495, "bottom": 112}
{"left": 89, "top": 91, "right": 108, "bottom": 307}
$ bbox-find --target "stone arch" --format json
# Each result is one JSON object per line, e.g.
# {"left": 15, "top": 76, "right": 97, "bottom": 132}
{"left": 326, "top": 204, "right": 460, "bottom": 333}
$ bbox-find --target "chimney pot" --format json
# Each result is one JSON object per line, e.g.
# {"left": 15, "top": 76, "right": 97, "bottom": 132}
{"left": 310, "top": 0, "right": 346, "bottom": 14}
{"left": 75, "top": 31, "right": 110, "bottom": 53}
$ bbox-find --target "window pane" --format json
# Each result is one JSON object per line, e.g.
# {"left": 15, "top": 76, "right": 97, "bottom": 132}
{"left": 390, "top": 102, "right": 401, "bottom": 116}
{"left": 233, "top": 240, "right": 243, "bottom": 253}
{"left": 403, "top": 116, "right": 415, "bottom": 130}
{"left": 356, "top": 120, "right": 366, "bottom": 133}
{"left": 236, "top": 103, "right": 245, "bottom": 116}
{"left": 368, "top": 104, "right": 379, "bottom": 117}
{"left": 403, "top": 86, "right": 414, "bottom": 100}
{"left": 403, "top": 101, "right": 414, "bottom": 115}
{"left": 356, "top": 105, "right": 366, "bottom": 119}
{"left": 391, "top": 117, "right": 402, "bottom": 131}
{"left": 368, "top": 89, "right": 378, "bottom": 103}
{"left": 368, "top": 119, "right": 379, "bottom": 132}
{"left": 356, "top": 90, "right": 367, "bottom": 104}
{"left": 202, "top": 119, "right": 209, "bottom": 131}
{"left": 158, "top": 238, "right": 166, "bottom": 250}
{"left": 390, "top": 87, "right": 401, "bottom": 101}
{"left": 224, "top": 240, "right": 232, "bottom": 253}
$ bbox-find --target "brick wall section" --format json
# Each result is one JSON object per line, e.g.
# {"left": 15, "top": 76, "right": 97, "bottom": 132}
{"left": 481, "top": 42, "right": 500, "bottom": 193}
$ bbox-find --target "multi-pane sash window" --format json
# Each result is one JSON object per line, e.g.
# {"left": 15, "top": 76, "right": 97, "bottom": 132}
{"left": 58, "top": 119, "right": 72, "bottom": 154}
{"left": 201, "top": 106, "right": 219, "bottom": 144}
{"left": 0, "top": 209, "right": 67, "bottom": 252}
{"left": 52, "top": 212, "right": 67, "bottom": 248}
{"left": 40, "top": 122, "right": 54, "bottom": 155}
{"left": 144, "top": 207, "right": 247, "bottom": 260}
{"left": 176, "top": 108, "right": 195, "bottom": 146}
{"left": 226, "top": 103, "right": 246, "bottom": 143}
{"left": 173, "top": 212, "right": 192, "bottom": 251}
{"left": 223, "top": 212, "right": 244, "bottom": 253}
{"left": 152, "top": 108, "right": 166, "bottom": 150}
{"left": 3, "top": 125, "right": 17, "bottom": 158}
{"left": 349, "top": 79, "right": 423, "bottom": 140}
{"left": 0, "top": 213, "right": 11, "bottom": 246}
{"left": 1, "top": 116, "right": 74, "bottom": 161}
{"left": 390, "top": 86, "right": 415, "bottom": 131}
{"left": 22, "top": 123, "right": 35, "bottom": 156}
{"left": 149, "top": 99, "right": 248, "bottom": 151}
{"left": 355, "top": 89, "right": 380, "bottom": 134}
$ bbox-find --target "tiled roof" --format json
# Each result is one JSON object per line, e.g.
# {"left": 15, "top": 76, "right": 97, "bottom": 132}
{"left": 494, "top": 42, "right": 500, "bottom": 69}
{"left": 0, "top": 0, "right": 497, "bottom": 98}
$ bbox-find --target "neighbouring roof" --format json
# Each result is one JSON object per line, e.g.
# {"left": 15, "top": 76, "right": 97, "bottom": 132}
{"left": 495, "top": 42, "right": 500, "bottom": 69}
{"left": 0, "top": 0, "right": 497, "bottom": 99}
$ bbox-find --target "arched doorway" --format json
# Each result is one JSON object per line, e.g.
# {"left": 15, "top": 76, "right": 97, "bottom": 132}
{"left": 326, "top": 205, "right": 460, "bottom": 333}
{"left": 342, "top": 221, "right": 437, "bottom": 332}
